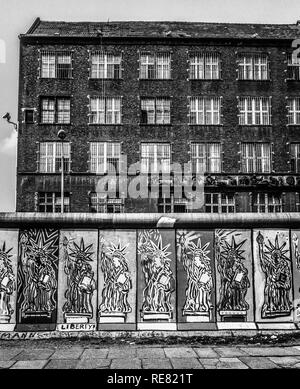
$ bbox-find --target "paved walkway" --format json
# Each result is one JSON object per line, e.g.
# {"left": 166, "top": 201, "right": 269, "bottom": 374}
{"left": 1, "top": 343, "right": 300, "bottom": 369}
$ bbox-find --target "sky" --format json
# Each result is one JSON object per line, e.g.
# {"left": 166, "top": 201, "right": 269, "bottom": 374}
{"left": 0, "top": 0, "right": 300, "bottom": 212}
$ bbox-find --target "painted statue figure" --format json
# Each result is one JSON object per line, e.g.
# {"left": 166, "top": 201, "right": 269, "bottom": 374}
{"left": 216, "top": 231, "right": 250, "bottom": 313}
{"left": 292, "top": 233, "right": 300, "bottom": 271}
{"left": 0, "top": 242, "right": 15, "bottom": 322}
{"left": 99, "top": 240, "right": 132, "bottom": 315}
{"left": 139, "top": 231, "right": 175, "bottom": 315}
{"left": 19, "top": 230, "right": 57, "bottom": 315}
{"left": 256, "top": 232, "right": 292, "bottom": 318}
{"left": 62, "top": 238, "right": 96, "bottom": 316}
{"left": 177, "top": 232, "right": 213, "bottom": 315}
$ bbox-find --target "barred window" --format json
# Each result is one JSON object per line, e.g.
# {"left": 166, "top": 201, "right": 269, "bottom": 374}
{"left": 287, "top": 53, "right": 300, "bottom": 81}
{"left": 41, "top": 51, "right": 72, "bottom": 79}
{"left": 141, "top": 143, "right": 171, "bottom": 173}
{"left": 39, "top": 142, "right": 71, "bottom": 173}
{"left": 252, "top": 193, "right": 282, "bottom": 213}
{"left": 241, "top": 143, "right": 271, "bottom": 173}
{"left": 189, "top": 97, "right": 221, "bottom": 125}
{"left": 237, "top": 54, "right": 269, "bottom": 80}
{"left": 205, "top": 193, "right": 236, "bottom": 213}
{"left": 90, "top": 142, "right": 121, "bottom": 174}
{"left": 157, "top": 195, "right": 188, "bottom": 213}
{"left": 41, "top": 97, "right": 71, "bottom": 124}
{"left": 191, "top": 143, "right": 221, "bottom": 173}
{"left": 140, "top": 52, "right": 171, "bottom": 79}
{"left": 140, "top": 98, "right": 171, "bottom": 124}
{"left": 287, "top": 98, "right": 300, "bottom": 125}
{"left": 89, "top": 97, "right": 121, "bottom": 124}
{"left": 38, "top": 192, "right": 70, "bottom": 213}
{"left": 189, "top": 52, "right": 221, "bottom": 80}
{"left": 90, "top": 52, "right": 122, "bottom": 79}
{"left": 238, "top": 97, "right": 271, "bottom": 125}
{"left": 90, "top": 194, "right": 124, "bottom": 213}
{"left": 290, "top": 143, "right": 300, "bottom": 173}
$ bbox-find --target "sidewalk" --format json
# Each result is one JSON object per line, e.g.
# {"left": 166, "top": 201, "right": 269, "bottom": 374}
{"left": 1, "top": 342, "right": 300, "bottom": 369}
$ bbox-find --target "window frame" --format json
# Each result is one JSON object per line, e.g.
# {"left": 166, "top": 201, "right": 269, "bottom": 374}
{"left": 38, "top": 142, "right": 71, "bottom": 173}
{"left": 189, "top": 97, "right": 221, "bottom": 125}
{"left": 189, "top": 52, "right": 221, "bottom": 80}
{"left": 40, "top": 97, "right": 71, "bottom": 125}
{"left": 37, "top": 192, "right": 70, "bottom": 213}
{"left": 40, "top": 51, "right": 73, "bottom": 79}
{"left": 190, "top": 142, "right": 222, "bottom": 173}
{"left": 205, "top": 192, "right": 236, "bottom": 213}
{"left": 237, "top": 53, "right": 270, "bottom": 81}
{"left": 241, "top": 142, "right": 271, "bottom": 173}
{"left": 89, "top": 194, "right": 124, "bottom": 213}
{"left": 238, "top": 97, "right": 272, "bottom": 126}
{"left": 89, "top": 97, "right": 122, "bottom": 125}
{"left": 287, "top": 98, "right": 300, "bottom": 125}
{"left": 140, "top": 143, "right": 171, "bottom": 174}
{"left": 90, "top": 51, "right": 122, "bottom": 79}
{"left": 140, "top": 97, "right": 171, "bottom": 125}
{"left": 139, "top": 52, "right": 172, "bottom": 80}
{"left": 251, "top": 193, "right": 283, "bottom": 213}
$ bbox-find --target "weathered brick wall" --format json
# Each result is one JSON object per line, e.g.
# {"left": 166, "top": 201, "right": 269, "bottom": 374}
{"left": 17, "top": 38, "right": 300, "bottom": 212}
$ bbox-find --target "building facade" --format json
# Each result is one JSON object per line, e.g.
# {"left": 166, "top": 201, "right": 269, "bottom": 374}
{"left": 17, "top": 18, "right": 300, "bottom": 213}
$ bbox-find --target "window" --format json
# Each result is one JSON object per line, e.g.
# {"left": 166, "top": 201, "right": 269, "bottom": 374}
{"left": 141, "top": 143, "right": 171, "bottom": 173}
{"left": 90, "top": 52, "right": 122, "bottom": 79}
{"left": 290, "top": 143, "right": 300, "bottom": 173}
{"left": 157, "top": 196, "right": 188, "bottom": 213}
{"left": 252, "top": 193, "right": 282, "bottom": 213}
{"left": 241, "top": 143, "right": 271, "bottom": 173}
{"left": 287, "top": 98, "right": 300, "bottom": 125}
{"left": 238, "top": 97, "right": 271, "bottom": 125}
{"left": 89, "top": 97, "right": 121, "bottom": 124}
{"left": 287, "top": 53, "right": 300, "bottom": 80}
{"left": 37, "top": 192, "right": 70, "bottom": 213}
{"left": 24, "top": 109, "right": 35, "bottom": 124}
{"left": 90, "top": 194, "right": 124, "bottom": 213}
{"left": 90, "top": 142, "right": 121, "bottom": 174}
{"left": 40, "top": 51, "right": 72, "bottom": 79}
{"left": 189, "top": 52, "right": 221, "bottom": 80}
{"left": 140, "top": 98, "right": 171, "bottom": 124}
{"left": 191, "top": 143, "right": 221, "bottom": 173}
{"left": 140, "top": 52, "right": 171, "bottom": 79}
{"left": 39, "top": 142, "right": 71, "bottom": 173}
{"left": 189, "top": 97, "right": 221, "bottom": 125}
{"left": 41, "top": 97, "right": 71, "bottom": 124}
{"left": 237, "top": 54, "right": 269, "bottom": 80}
{"left": 205, "top": 193, "right": 236, "bottom": 213}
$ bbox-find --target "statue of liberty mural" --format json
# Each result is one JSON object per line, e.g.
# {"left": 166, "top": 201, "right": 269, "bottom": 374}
{"left": 256, "top": 232, "right": 292, "bottom": 318}
{"left": 138, "top": 230, "right": 175, "bottom": 320}
{"left": 0, "top": 242, "right": 15, "bottom": 323}
{"left": 216, "top": 231, "right": 250, "bottom": 315}
{"left": 177, "top": 231, "right": 213, "bottom": 319}
{"left": 99, "top": 240, "right": 132, "bottom": 317}
{"left": 19, "top": 230, "right": 58, "bottom": 317}
{"left": 62, "top": 237, "right": 96, "bottom": 320}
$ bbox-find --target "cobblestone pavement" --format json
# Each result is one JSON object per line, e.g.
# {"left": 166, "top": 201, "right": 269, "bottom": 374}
{"left": 1, "top": 343, "right": 300, "bottom": 369}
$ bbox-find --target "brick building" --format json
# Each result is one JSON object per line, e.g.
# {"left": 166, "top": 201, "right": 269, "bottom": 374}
{"left": 17, "top": 18, "right": 300, "bottom": 214}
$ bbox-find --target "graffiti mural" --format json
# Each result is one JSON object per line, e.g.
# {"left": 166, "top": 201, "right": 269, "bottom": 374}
{"left": 254, "top": 230, "right": 293, "bottom": 322}
{"left": 138, "top": 230, "right": 176, "bottom": 323}
{"left": 215, "top": 230, "right": 253, "bottom": 323}
{"left": 177, "top": 231, "right": 214, "bottom": 323}
{"left": 98, "top": 231, "right": 136, "bottom": 326}
{"left": 17, "top": 229, "right": 59, "bottom": 325}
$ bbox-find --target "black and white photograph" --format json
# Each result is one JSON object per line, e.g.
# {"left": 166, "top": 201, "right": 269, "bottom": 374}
{"left": 1, "top": 0, "right": 300, "bottom": 376}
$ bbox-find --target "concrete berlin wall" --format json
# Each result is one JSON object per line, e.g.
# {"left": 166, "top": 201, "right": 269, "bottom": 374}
{"left": 0, "top": 213, "right": 300, "bottom": 334}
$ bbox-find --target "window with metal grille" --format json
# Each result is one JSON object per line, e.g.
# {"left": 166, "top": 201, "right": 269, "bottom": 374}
{"left": 189, "top": 52, "right": 221, "bottom": 80}
{"left": 39, "top": 142, "right": 71, "bottom": 173}
{"left": 90, "top": 51, "right": 122, "bottom": 79}
{"left": 287, "top": 98, "right": 300, "bottom": 125}
{"left": 141, "top": 143, "right": 171, "bottom": 173}
{"left": 205, "top": 193, "right": 236, "bottom": 213}
{"left": 89, "top": 194, "right": 124, "bottom": 213}
{"left": 252, "top": 193, "right": 282, "bottom": 213}
{"left": 40, "top": 51, "right": 72, "bottom": 79}
{"left": 90, "top": 142, "right": 121, "bottom": 174}
{"left": 157, "top": 195, "right": 188, "bottom": 213}
{"left": 237, "top": 54, "right": 269, "bottom": 80}
{"left": 40, "top": 97, "right": 71, "bottom": 124}
{"left": 290, "top": 143, "right": 300, "bottom": 173}
{"left": 37, "top": 192, "right": 70, "bottom": 213}
{"left": 241, "top": 143, "right": 271, "bottom": 173}
{"left": 139, "top": 52, "right": 171, "bottom": 79}
{"left": 191, "top": 143, "right": 221, "bottom": 173}
{"left": 238, "top": 97, "right": 271, "bottom": 125}
{"left": 140, "top": 98, "right": 171, "bottom": 124}
{"left": 287, "top": 53, "right": 300, "bottom": 80}
{"left": 89, "top": 97, "right": 121, "bottom": 124}
{"left": 189, "top": 97, "right": 221, "bottom": 125}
